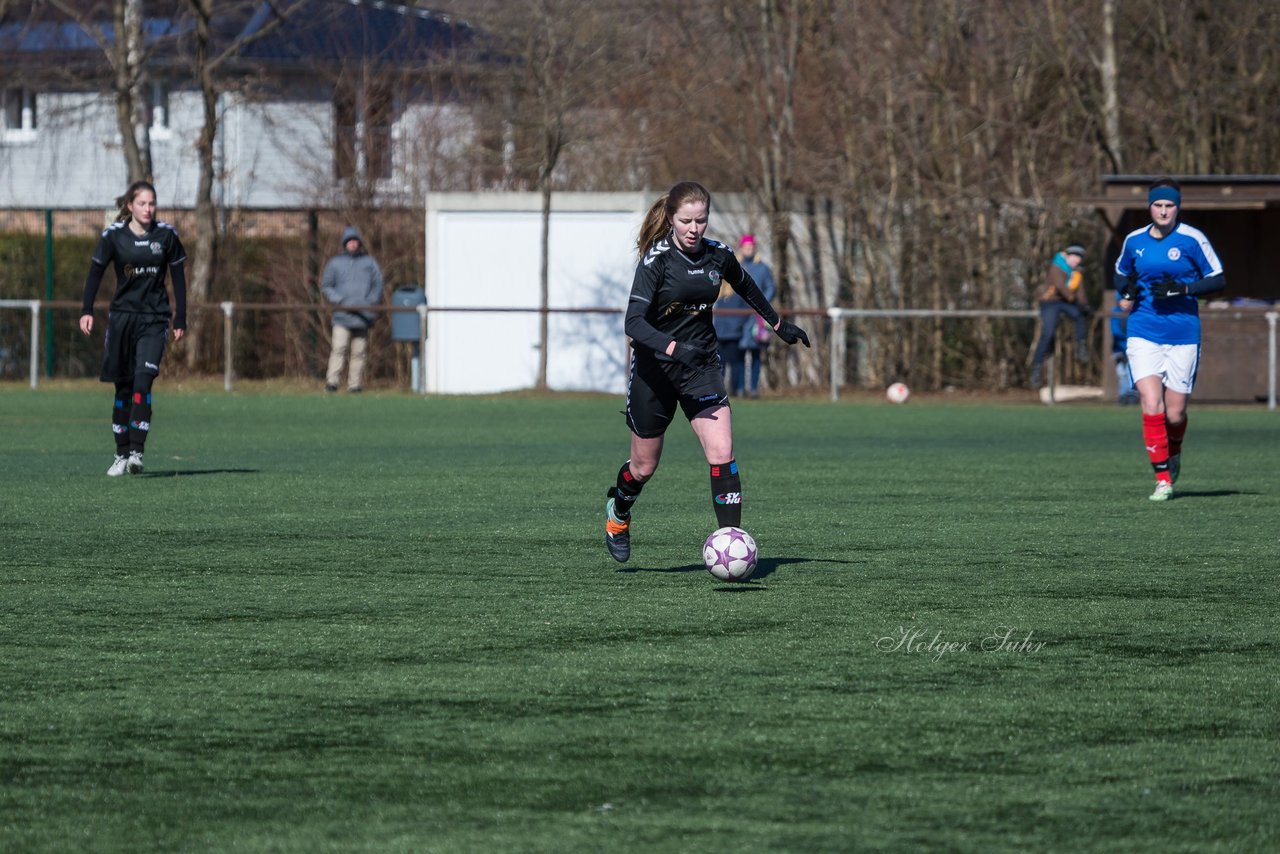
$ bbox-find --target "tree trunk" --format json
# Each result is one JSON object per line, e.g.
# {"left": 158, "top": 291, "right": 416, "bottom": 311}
{"left": 186, "top": 0, "right": 219, "bottom": 369}
{"left": 1098, "top": 0, "right": 1123, "bottom": 172}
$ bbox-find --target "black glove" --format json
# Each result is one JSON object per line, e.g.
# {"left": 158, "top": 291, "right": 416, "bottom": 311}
{"left": 1151, "top": 278, "right": 1189, "bottom": 300}
{"left": 1118, "top": 281, "right": 1140, "bottom": 302}
{"left": 775, "top": 320, "right": 811, "bottom": 347}
{"left": 668, "top": 342, "right": 709, "bottom": 368}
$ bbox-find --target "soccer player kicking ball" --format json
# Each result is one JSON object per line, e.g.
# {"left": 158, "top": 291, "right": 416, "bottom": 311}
{"left": 603, "top": 181, "right": 809, "bottom": 562}
{"left": 1114, "top": 178, "right": 1224, "bottom": 501}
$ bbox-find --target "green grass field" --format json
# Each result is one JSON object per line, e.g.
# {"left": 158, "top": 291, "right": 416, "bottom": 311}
{"left": 2, "top": 385, "right": 1278, "bottom": 852}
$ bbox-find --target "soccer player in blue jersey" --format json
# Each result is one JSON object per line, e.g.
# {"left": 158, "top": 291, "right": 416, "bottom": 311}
{"left": 1114, "top": 178, "right": 1225, "bottom": 501}
{"left": 601, "top": 182, "right": 810, "bottom": 562}
{"left": 79, "top": 181, "right": 187, "bottom": 476}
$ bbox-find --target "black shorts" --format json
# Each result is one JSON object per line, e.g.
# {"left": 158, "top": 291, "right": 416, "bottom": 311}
{"left": 101, "top": 312, "right": 169, "bottom": 383}
{"left": 625, "top": 349, "right": 729, "bottom": 438}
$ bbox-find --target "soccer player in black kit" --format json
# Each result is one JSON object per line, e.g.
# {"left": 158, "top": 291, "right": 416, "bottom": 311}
{"left": 603, "top": 181, "right": 810, "bottom": 562}
{"left": 79, "top": 181, "right": 187, "bottom": 476}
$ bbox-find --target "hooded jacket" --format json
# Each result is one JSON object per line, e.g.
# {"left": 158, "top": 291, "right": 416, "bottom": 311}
{"left": 322, "top": 226, "right": 384, "bottom": 329}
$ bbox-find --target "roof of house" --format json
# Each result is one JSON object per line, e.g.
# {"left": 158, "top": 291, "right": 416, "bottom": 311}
{"left": 0, "top": 0, "right": 480, "bottom": 77}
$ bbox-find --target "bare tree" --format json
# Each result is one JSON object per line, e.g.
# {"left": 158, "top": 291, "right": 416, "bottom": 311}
{"left": 46, "top": 0, "right": 157, "bottom": 181}
{"left": 466, "top": 0, "right": 651, "bottom": 388}
{"left": 177, "top": 0, "right": 307, "bottom": 367}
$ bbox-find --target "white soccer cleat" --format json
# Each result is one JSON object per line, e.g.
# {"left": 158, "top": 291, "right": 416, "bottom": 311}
{"left": 126, "top": 451, "right": 144, "bottom": 474}
{"left": 1168, "top": 453, "right": 1180, "bottom": 484}
{"left": 1149, "top": 480, "right": 1173, "bottom": 502}
{"left": 107, "top": 455, "right": 129, "bottom": 477}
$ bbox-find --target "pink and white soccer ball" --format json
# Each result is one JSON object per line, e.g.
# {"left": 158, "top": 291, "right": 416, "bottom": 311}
{"left": 886, "top": 382, "right": 910, "bottom": 404}
{"left": 702, "top": 526, "right": 759, "bottom": 581}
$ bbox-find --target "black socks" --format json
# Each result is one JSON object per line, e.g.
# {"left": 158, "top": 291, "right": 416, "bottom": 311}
{"left": 710, "top": 460, "right": 742, "bottom": 528}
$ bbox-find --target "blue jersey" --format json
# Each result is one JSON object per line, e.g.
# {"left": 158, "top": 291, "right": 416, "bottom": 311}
{"left": 1114, "top": 222, "right": 1223, "bottom": 345}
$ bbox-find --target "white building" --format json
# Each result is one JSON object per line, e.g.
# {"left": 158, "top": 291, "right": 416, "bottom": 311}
{"left": 0, "top": 1, "right": 480, "bottom": 209}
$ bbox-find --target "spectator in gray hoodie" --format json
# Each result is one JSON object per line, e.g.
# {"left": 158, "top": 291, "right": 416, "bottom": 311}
{"left": 322, "top": 225, "right": 384, "bottom": 392}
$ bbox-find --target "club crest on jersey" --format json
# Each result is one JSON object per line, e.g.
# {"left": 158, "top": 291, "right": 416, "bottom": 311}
{"left": 151, "top": 242, "right": 163, "bottom": 255}
{"left": 708, "top": 270, "right": 722, "bottom": 286}
{"left": 1167, "top": 247, "right": 1181, "bottom": 261}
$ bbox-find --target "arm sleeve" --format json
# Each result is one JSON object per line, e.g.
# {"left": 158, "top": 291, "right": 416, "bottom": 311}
{"left": 321, "top": 260, "right": 339, "bottom": 303}
{"left": 367, "top": 260, "right": 385, "bottom": 304}
{"left": 1188, "top": 273, "right": 1225, "bottom": 296}
{"left": 1045, "top": 265, "right": 1070, "bottom": 300}
{"left": 169, "top": 260, "right": 188, "bottom": 330}
{"left": 81, "top": 261, "right": 108, "bottom": 315}
{"left": 623, "top": 257, "right": 676, "bottom": 355}
{"left": 1114, "top": 271, "right": 1135, "bottom": 295}
{"left": 724, "top": 254, "right": 780, "bottom": 328}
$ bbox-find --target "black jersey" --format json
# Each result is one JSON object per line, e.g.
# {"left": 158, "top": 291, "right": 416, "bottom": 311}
{"left": 82, "top": 220, "right": 187, "bottom": 320}
{"left": 624, "top": 235, "right": 779, "bottom": 356}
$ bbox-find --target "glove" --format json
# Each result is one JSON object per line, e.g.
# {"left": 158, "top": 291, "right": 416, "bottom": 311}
{"left": 669, "top": 342, "right": 709, "bottom": 368}
{"left": 1118, "top": 282, "right": 1139, "bottom": 302}
{"left": 1151, "top": 278, "right": 1189, "bottom": 300}
{"left": 775, "top": 320, "right": 811, "bottom": 347}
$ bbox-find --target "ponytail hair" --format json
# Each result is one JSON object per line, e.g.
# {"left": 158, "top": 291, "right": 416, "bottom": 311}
{"left": 114, "top": 180, "right": 157, "bottom": 223}
{"left": 636, "top": 180, "right": 711, "bottom": 258}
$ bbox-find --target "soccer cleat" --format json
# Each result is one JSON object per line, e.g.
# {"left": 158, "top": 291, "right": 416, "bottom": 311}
{"left": 1168, "top": 453, "right": 1180, "bottom": 484}
{"left": 126, "top": 451, "right": 144, "bottom": 474}
{"left": 1149, "top": 480, "right": 1173, "bottom": 502}
{"left": 604, "top": 497, "right": 631, "bottom": 563}
{"left": 107, "top": 455, "right": 129, "bottom": 477}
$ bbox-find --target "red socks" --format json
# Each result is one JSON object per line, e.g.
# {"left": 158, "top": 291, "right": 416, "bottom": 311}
{"left": 1142, "top": 413, "right": 1172, "bottom": 483}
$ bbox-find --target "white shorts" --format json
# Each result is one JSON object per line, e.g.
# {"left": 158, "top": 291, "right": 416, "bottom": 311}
{"left": 1125, "top": 336, "right": 1200, "bottom": 394}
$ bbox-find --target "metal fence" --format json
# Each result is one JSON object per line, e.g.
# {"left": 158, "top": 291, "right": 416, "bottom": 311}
{"left": 3, "top": 299, "right": 1278, "bottom": 408}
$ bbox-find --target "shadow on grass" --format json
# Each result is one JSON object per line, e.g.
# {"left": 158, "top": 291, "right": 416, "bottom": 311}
{"left": 615, "top": 563, "right": 704, "bottom": 575}
{"left": 616, "top": 555, "right": 852, "bottom": 581}
{"left": 1168, "top": 489, "right": 1254, "bottom": 499}
{"left": 140, "top": 469, "right": 261, "bottom": 478}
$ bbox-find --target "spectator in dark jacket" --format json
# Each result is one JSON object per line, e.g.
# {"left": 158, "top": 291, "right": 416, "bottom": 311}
{"left": 322, "top": 225, "right": 384, "bottom": 392}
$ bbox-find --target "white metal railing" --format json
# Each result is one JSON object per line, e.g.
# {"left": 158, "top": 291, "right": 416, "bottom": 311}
{"left": 3, "top": 300, "right": 1278, "bottom": 409}
{"left": 0, "top": 299, "right": 40, "bottom": 389}
{"left": 1269, "top": 312, "right": 1278, "bottom": 411}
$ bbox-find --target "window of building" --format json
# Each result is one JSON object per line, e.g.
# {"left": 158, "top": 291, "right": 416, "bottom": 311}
{"left": 148, "top": 80, "right": 171, "bottom": 138}
{"left": 334, "top": 78, "right": 395, "bottom": 182}
{"left": 2, "top": 87, "right": 38, "bottom": 142}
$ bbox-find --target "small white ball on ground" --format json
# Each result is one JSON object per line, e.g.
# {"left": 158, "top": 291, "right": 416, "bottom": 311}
{"left": 886, "top": 382, "right": 910, "bottom": 404}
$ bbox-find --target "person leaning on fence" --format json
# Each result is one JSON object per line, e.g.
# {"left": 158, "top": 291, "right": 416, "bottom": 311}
{"left": 1114, "top": 177, "right": 1225, "bottom": 502}
{"left": 1030, "top": 243, "right": 1091, "bottom": 388}
{"left": 322, "top": 225, "right": 384, "bottom": 393}
{"left": 600, "top": 181, "right": 810, "bottom": 563}
{"left": 78, "top": 180, "right": 187, "bottom": 477}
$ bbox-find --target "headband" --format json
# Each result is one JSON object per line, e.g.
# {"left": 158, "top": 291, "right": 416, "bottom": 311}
{"left": 1148, "top": 186, "right": 1181, "bottom": 206}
